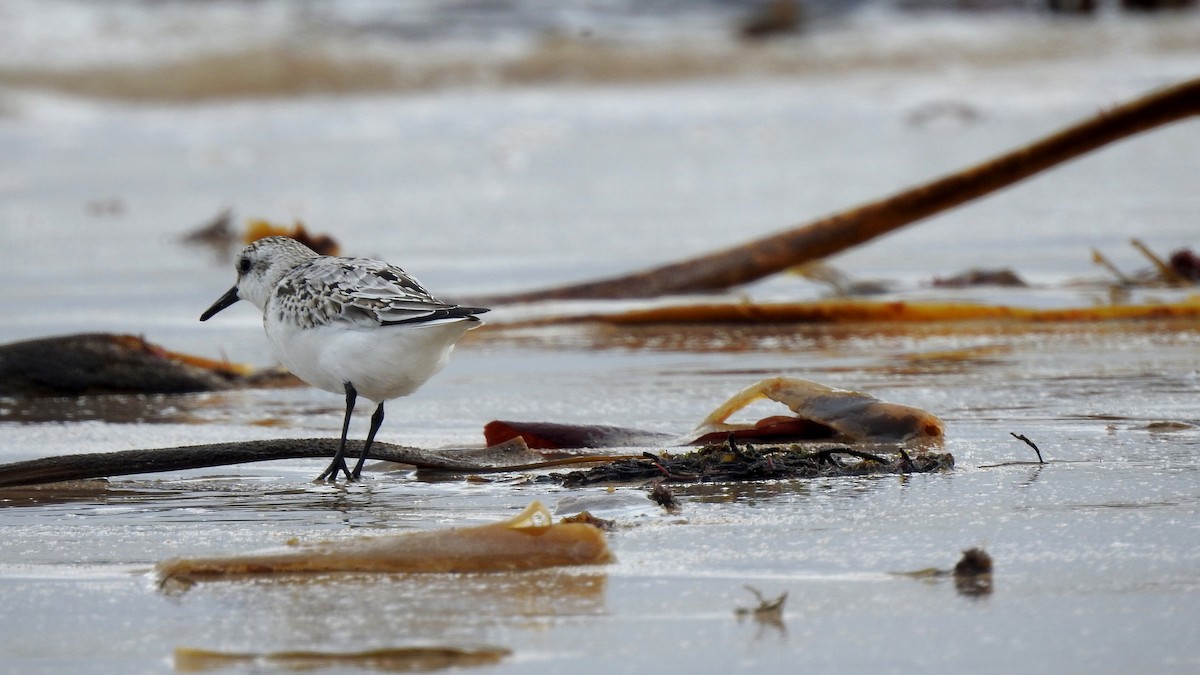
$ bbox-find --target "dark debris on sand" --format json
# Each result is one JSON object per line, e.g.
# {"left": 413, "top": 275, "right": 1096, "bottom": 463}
{"left": 550, "top": 440, "right": 953, "bottom": 487}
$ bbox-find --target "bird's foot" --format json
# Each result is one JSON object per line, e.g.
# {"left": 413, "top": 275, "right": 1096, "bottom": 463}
{"left": 316, "top": 458, "right": 353, "bottom": 482}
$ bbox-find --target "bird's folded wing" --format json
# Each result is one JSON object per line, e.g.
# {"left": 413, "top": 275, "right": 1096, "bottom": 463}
{"left": 291, "top": 258, "right": 468, "bottom": 327}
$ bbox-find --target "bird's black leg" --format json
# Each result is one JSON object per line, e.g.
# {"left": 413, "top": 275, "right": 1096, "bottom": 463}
{"left": 351, "top": 402, "right": 385, "bottom": 479}
{"left": 318, "top": 382, "right": 356, "bottom": 481}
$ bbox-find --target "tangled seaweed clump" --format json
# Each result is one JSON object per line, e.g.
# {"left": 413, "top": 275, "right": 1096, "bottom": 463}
{"left": 553, "top": 440, "right": 954, "bottom": 487}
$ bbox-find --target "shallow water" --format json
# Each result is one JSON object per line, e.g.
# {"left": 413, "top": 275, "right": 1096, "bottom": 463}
{"left": 3, "top": 5, "right": 1200, "bottom": 674}
{"left": 3, "top": 324, "right": 1198, "bottom": 674}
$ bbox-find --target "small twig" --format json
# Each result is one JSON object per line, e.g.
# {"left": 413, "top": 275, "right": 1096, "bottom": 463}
{"left": 1130, "top": 238, "right": 1187, "bottom": 285}
{"left": 735, "top": 585, "right": 788, "bottom": 625}
{"left": 641, "top": 451, "right": 674, "bottom": 479}
{"left": 1009, "top": 433, "right": 1045, "bottom": 464}
{"left": 1091, "top": 248, "right": 1133, "bottom": 285}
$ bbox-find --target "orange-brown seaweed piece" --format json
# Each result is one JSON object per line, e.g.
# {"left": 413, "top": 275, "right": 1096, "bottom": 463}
{"left": 682, "top": 376, "right": 944, "bottom": 446}
{"left": 243, "top": 219, "right": 340, "bottom": 256}
{"left": 157, "top": 501, "right": 612, "bottom": 583}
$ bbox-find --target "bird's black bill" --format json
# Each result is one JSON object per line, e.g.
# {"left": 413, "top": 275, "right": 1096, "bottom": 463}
{"left": 200, "top": 286, "right": 241, "bottom": 321}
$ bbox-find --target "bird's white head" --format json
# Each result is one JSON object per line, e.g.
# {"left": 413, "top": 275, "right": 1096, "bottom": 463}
{"left": 200, "top": 236, "right": 320, "bottom": 321}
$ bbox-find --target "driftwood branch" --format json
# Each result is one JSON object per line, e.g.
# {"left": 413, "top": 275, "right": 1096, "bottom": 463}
{"left": 0, "top": 439, "right": 630, "bottom": 489}
{"left": 472, "top": 76, "right": 1200, "bottom": 304}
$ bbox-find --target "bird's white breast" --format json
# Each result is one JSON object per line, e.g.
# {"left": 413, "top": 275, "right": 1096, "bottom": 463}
{"left": 264, "top": 316, "right": 476, "bottom": 403}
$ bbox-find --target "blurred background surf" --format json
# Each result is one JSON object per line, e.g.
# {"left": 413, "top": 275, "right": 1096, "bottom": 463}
{"left": 2, "top": 0, "right": 1198, "bottom": 100}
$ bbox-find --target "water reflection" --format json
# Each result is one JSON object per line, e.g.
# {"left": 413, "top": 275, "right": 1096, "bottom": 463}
{"left": 955, "top": 576, "right": 993, "bottom": 598}
{"left": 486, "top": 318, "right": 1200, "bottom": 357}
{"left": 0, "top": 393, "right": 195, "bottom": 424}
{"left": 0, "top": 389, "right": 341, "bottom": 427}
{"left": 675, "top": 475, "right": 892, "bottom": 506}
{"left": 1017, "top": 464, "right": 1046, "bottom": 488}
{"left": 0, "top": 477, "right": 454, "bottom": 533}
{"left": 734, "top": 585, "right": 788, "bottom": 641}
{"left": 177, "top": 570, "right": 608, "bottom": 650}
{"left": 0, "top": 481, "right": 176, "bottom": 508}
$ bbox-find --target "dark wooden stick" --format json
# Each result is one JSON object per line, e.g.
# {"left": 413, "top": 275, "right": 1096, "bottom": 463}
{"left": 470, "top": 77, "right": 1200, "bottom": 304}
{"left": 0, "top": 439, "right": 635, "bottom": 489}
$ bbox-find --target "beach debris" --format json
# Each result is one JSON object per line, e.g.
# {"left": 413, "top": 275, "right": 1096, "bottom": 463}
{"left": 734, "top": 586, "right": 787, "bottom": 628}
{"left": 0, "top": 427, "right": 952, "bottom": 492}
{"left": 952, "top": 548, "right": 994, "bottom": 597}
{"left": 243, "top": 219, "right": 339, "bottom": 256}
{"left": 682, "top": 377, "right": 945, "bottom": 446}
{"left": 932, "top": 268, "right": 1026, "bottom": 288}
{"left": 739, "top": 0, "right": 802, "bottom": 41}
{"left": 157, "top": 501, "right": 613, "bottom": 584}
{"left": 555, "top": 442, "right": 952, "bottom": 487}
{"left": 0, "top": 333, "right": 250, "bottom": 397}
{"left": 173, "top": 644, "right": 510, "bottom": 672}
{"left": 1130, "top": 238, "right": 1182, "bottom": 284}
{"left": 893, "top": 547, "right": 994, "bottom": 598}
{"left": 647, "top": 479, "right": 680, "bottom": 512}
{"left": 953, "top": 547, "right": 993, "bottom": 577}
{"left": 1093, "top": 240, "right": 1200, "bottom": 287}
{"left": 787, "top": 261, "right": 891, "bottom": 296}
{"left": 1009, "top": 432, "right": 1045, "bottom": 464}
{"left": 0, "top": 428, "right": 950, "bottom": 491}
{"left": 1091, "top": 247, "right": 1134, "bottom": 285}
{"left": 0, "top": 374, "right": 948, "bottom": 487}
{"left": 182, "top": 211, "right": 343, "bottom": 260}
{"left": 559, "top": 511, "right": 616, "bottom": 531}
{"left": 181, "top": 207, "right": 235, "bottom": 252}
{"left": 1169, "top": 248, "right": 1200, "bottom": 282}
{"left": 1145, "top": 242, "right": 1200, "bottom": 285}
{"left": 1141, "top": 420, "right": 1197, "bottom": 432}
{"left": 0, "top": 436, "right": 636, "bottom": 489}
{"left": 493, "top": 377, "right": 945, "bottom": 451}
{"left": 484, "top": 420, "right": 672, "bottom": 449}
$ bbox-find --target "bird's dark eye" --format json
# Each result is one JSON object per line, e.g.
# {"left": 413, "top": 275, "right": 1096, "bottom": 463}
{"left": 237, "top": 257, "right": 252, "bottom": 275}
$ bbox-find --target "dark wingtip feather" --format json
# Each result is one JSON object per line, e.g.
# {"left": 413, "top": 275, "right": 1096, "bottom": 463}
{"left": 379, "top": 304, "right": 490, "bottom": 326}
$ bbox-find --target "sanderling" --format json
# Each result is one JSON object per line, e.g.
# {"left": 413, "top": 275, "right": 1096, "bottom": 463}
{"left": 200, "top": 236, "right": 488, "bottom": 481}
